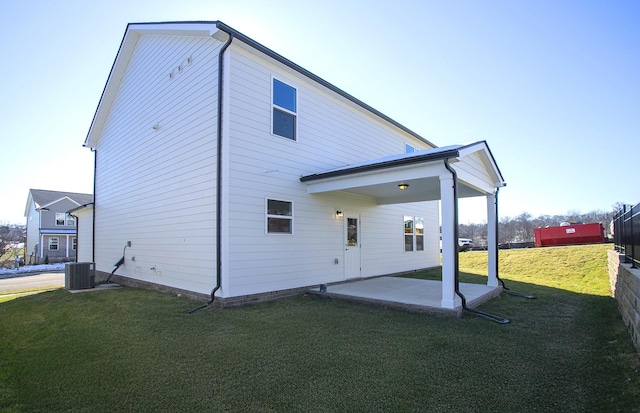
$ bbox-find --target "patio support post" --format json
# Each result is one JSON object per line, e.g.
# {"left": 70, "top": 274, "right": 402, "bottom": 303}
{"left": 440, "top": 174, "right": 457, "bottom": 309}
{"left": 486, "top": 192, "right": 498, "bottom": 287}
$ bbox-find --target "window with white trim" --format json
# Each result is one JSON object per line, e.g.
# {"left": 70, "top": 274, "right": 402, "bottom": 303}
{"left": 48, "top": 237, "right": 59, "bottom": 251}
{"left": 405, "top": 143, "right": 415, "bottom": 153}
{"left": 272, "top": 78, "right": 297, "bottom": 140}
{"left": 72, "top": 237, "right": 77, "bottom": 251}
{"left": 404, "top": 215, "right": 424, "bottom": 252}
{"left": 415, "top": 217, "right": 424, "bottom": 251}
{"left": 55, "top": 213, "right": 75, "bottom": 226}
{"left": 267, "top": 199, "right": 293, "bottom": 234}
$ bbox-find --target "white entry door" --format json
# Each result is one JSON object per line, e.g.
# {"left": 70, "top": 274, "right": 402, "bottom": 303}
{"left": 344, "top": 214, "right": 361, "bottom": 279}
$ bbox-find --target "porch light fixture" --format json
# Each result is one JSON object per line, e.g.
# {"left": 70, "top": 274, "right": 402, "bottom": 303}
{"left": 398, "top": 183, "right": 409, "bottom": 190}
{"left": 336, "top": 210, "right": 343, "bottom": 218}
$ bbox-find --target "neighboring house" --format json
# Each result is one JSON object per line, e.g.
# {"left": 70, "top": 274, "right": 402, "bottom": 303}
{"left": 24, "top": 189, "right": 93, "bottom": 264}
{"left": 82, "top": 21, "right": 505, "bottom": 308}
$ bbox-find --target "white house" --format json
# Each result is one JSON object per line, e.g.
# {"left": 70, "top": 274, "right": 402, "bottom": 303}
{"left": 83, "top": 21, "right": 505, "bottom": 308}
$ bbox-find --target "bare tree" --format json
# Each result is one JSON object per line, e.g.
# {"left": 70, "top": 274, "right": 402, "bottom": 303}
{"left": 0, "top": 225, "right": 24, "bottom": 268}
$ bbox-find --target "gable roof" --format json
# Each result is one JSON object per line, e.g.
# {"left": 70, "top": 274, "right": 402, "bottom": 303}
{"left": 84, "top": 21, "right": 437, "bottom": 149}
{"left": 25, "top": 189, "right": 93, "bottom": 216}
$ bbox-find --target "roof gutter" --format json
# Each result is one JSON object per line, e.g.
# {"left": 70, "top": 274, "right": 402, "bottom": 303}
{"left": 300, "top": 148, "right": 460, "bottom": 183}
{"left": 189, "top": 28, "right": 234, "bottom": 314}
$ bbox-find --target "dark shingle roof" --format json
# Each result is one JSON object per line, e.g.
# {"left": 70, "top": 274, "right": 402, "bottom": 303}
{"left": 30, "top": 189, "right": 93, "bottom": 208}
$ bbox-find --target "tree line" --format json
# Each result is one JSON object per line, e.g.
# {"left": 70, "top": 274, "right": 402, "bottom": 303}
{"left": 459, "top": 208, "right": 618, "bottom": 245}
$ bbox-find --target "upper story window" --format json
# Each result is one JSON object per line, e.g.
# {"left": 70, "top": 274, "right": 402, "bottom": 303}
{"left": 267, "top": 199, "right": 293, "bottom": 234}
{"left": 55, "top": 213, "right": 75, "bottom": 226}
{"left": 55, "top": 213, "right": 65, "bottom": 225}
{"left": 272, "top": 78, "right": 297, "bottom": 140}
{"left": 405, "top": 144, "right": 416, "bottom": 153}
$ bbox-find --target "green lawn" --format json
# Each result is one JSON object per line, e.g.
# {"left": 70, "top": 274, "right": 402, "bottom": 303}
{"left": 1, "top": 244, "right": 639, "bottom": 412}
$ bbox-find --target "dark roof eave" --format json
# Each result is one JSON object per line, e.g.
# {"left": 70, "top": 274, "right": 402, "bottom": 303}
{"left": 67, "top": 203, "right": 94, "bottom": 214}
{"left": 300, "top": 148, "right": 460, "bottom": 183}
{"left": 214, "top": 21, "right": 437, "bottom": 149}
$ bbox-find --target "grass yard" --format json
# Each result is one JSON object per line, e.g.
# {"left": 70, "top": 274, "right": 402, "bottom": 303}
{"left": 1, "top": 244, "right": 639, "bottom": 412}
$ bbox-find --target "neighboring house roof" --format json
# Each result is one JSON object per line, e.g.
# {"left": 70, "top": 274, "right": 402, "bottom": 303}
{"left": 84, "top": 21, "right": 437, "bottom": 149}
{"left": 25, "top": 189, "right": 93, "bottom": 216}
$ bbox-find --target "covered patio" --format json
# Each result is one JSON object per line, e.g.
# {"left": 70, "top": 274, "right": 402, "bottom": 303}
{"left": 301, "top": 141, "right": 507, "bottom": 314}
{"left": 309, "top": 276, "right": 503, "bottom": 317}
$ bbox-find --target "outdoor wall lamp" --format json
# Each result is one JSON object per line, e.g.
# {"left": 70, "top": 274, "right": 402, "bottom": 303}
{"left": 398, "top": 183, "right": 409, "bottom": 190}
{"left": 336, "top": 210, "right": 344, "bottom": 218}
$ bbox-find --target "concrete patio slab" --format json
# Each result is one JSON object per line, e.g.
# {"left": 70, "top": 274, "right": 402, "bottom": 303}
{"left": 308, "top": 276, "right": 503, "bottom": 317}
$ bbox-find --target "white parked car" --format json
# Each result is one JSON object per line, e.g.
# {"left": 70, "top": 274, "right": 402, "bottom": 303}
{"left": 439, "top": 237, "right": 474, "bottom": 252}
{"left": 458, "top": 238, "right": 474, "bottom": 251}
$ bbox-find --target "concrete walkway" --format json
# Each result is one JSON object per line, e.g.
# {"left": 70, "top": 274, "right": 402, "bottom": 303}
{"left": 309, "top": 276, "right": 503, "bottom": 317}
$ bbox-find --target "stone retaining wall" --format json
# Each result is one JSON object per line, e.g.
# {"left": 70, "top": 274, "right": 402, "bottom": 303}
{"left": 608, "top": 250, "right": 640, "bottom": 352}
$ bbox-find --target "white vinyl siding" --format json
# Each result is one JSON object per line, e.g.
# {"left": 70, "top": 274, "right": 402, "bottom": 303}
{"left": 90, "top": 29, "right": 446, "bottom": 300}
{"left": 224, "top": 46, "right": 439, "bottom": 297}
{"left": 93, "top": 34, "right": 221, "bottom": 295}
{"left": 75, "top": 207, "right": 93, "bottom": 263}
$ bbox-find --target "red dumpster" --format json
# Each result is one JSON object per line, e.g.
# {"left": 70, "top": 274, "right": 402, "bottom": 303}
{"left": 534, "top": 223, "right": 605, "bottom": 247}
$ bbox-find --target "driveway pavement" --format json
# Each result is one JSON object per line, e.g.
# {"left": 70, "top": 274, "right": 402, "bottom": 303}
{"left": 0, "top": 272, "right": 65, "bottom": 292}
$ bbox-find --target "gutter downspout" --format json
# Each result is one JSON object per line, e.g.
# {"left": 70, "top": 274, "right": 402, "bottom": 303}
{"left": 443, "top": 160, "right": 509, "bottom": 324}
{"left": 68, "top": 211, "right": 79, "bottom": 263}
{"left": 494, "top": 188, "right": 536, "bottom": 299}
{"left": 92, "top": 148, "right": 96, "bottom": 264}
{"left": 189, "top": 29, "right": 234, "bottom": 314}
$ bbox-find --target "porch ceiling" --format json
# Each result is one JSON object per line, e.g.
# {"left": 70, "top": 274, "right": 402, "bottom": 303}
{"left": 300, "top": 141, "right": 505, "bottom": 204}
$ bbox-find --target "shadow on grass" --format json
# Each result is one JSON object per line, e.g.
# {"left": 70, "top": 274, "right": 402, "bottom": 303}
{"left": 1, "top": 277, "right": 640, "bottom": 412}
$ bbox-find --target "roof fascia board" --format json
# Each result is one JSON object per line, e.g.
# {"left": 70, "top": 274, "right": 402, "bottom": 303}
{"left": 305, "top": 162, "right": 449, "bottom": 194}
{"left": 40, "top": 196, "right": 82, "bottom": 210}
{"left": 457, "top": 141, "right": 506, "bottom": 187}
{"left": 67, "top": 203, "right": 94, "bottom": 214}
{"left": 85, "top": 20, "right": 436, "bottom": 149}
{"left": 84, "top": 22, "right": 220, "bottom": 148}
{"left": 214, "top": 21, "right": 436, "bottom": 149}
{"left": 300, "top": 148, "right": 460, "bottom": 182}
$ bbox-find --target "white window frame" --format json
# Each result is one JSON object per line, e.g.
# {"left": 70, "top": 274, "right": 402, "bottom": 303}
{"left": 48, "top": 237, "right": 59, "bottom": 251}
{"left": 72, "top": 237, "right": 77, "bottom": 251}
{"left": 266, "top": 198, "right": 294, "bottom": 235}
{"left": 55, "top": 213, "right": 66, "bottom": 226}
{"left": 405, "top": 143, "right": 416, "bottom": 153}
{"left": 404, "top": 215, "right": 425, "bottom": 252}
{"left": 271, "top": 77, "right": 297, "bottom": 141}
{"left": 55, "top": 212, "right": 75, "bottom": 226}
{"left": 415, "top": 217, "right": 424, "bottom": 251}
{"left": 404, "top": 215, "right": 414, "bottom": 252}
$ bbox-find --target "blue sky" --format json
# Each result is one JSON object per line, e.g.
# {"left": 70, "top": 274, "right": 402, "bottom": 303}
{"left": 1, "top": 0, "right": 637, "bottom": 224}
